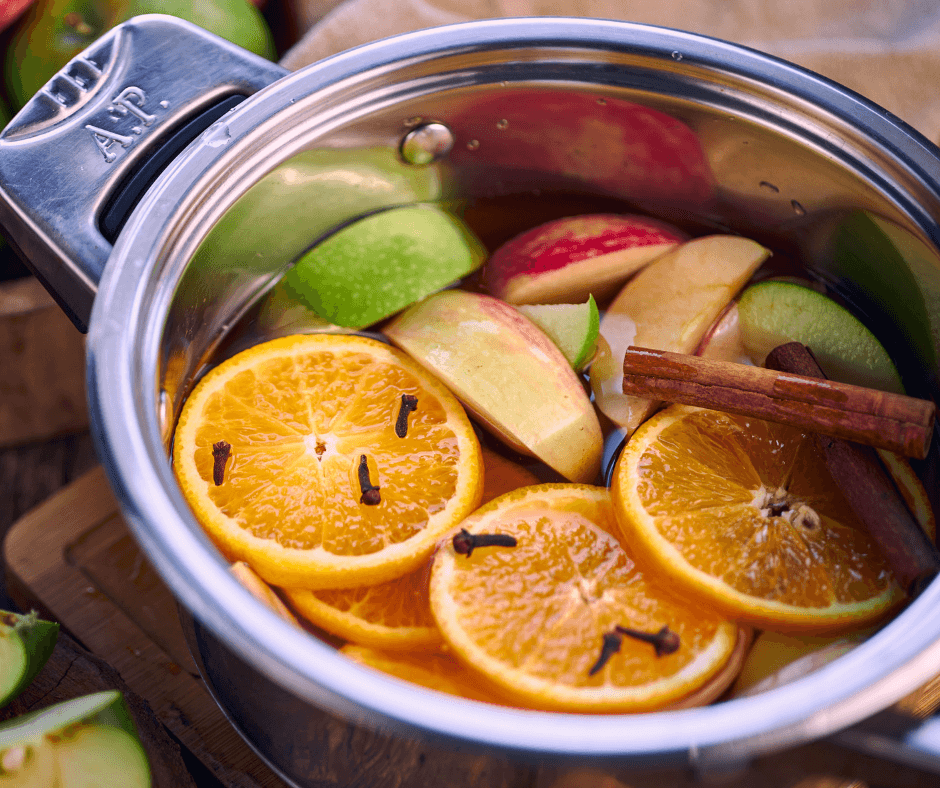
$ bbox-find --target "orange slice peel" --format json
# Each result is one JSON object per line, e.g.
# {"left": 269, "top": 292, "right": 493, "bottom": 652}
{"left": 611, "top": 405, "right": 903, "bottom": 633}
{"left": 173, "top": 333, "right": 483, "bottom": 589}
{"left": 429, "top": 484, "right": 740, "bottom": 713}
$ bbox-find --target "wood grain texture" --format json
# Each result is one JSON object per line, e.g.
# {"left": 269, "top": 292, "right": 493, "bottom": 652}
{"left": 0, "top": 630, "right": 198, "bottom": 788}
{"left": 0, "top": 277, "right": 88, "bottom": 448}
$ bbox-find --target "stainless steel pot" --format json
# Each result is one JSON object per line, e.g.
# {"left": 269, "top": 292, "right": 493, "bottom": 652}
{"left": 2, "top": 13, "right": 940, "bottom": 786}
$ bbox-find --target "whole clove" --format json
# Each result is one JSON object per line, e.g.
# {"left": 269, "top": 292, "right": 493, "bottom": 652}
{"left": 452, "top": 528, "right": 517, "bottom": 557}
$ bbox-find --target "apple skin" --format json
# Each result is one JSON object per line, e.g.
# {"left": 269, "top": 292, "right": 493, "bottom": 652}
{"left": 0, "top": 0, "right": 35, "bottom": 32}
{"left": 384, "top": 290, "right": 604, "bottom": 484}
{"left": 282, "top": 205, "right": 486, "bottom": 329}
{"left": 484, "top": 213, "right": 685, "bottom": 306}
{"left": 0, "top": 610, "right": 59, "bottom": 709}
{"left": 6, "top": 0, "right": 276, "bottom": 109}
{"left": 590, "top": 235, "right": 770, "bottom": 434}
{"left": 447, "top": 90, "right": 715, "bottom": 207}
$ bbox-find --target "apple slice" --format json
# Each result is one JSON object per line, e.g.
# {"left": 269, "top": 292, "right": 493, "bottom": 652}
{"left": 283, "top": 205, "right": 486, "bottom": 329}
{"left": 0, "top": 690, "right": 150, "bottom": 787}
{"left": 230, "top": 561, "right": 301, "bottom": 628}
{"left": 484, "top": 213, "right": 685, "bottom": 305}
{"left": 736, "top": 280, "right": 905, "bottom": 394}
{"left": 590, "top": 235, "right": 770, "bottom": 434}
{"left": 0, "top": 610, "right": 59, "bottom": 709}
{"left": 384, "top": 291, "right": 603, "bottom": 483}
{"left": 517, "top": 296, "right": 599, "bottom": 370}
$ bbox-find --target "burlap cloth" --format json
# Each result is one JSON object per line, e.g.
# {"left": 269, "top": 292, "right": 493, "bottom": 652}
{"left": 280, "top": 0, "right": 940, "bottom": 146}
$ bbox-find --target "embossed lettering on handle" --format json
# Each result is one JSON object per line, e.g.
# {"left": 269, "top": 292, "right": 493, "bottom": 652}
{"left": 86, "top": 86, "right": 163, "bottom": 162}
{"left": 0, "top": 15, "right": 289, "bottom": 331}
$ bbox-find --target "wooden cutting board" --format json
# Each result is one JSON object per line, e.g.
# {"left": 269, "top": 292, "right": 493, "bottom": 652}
{"left": 2, "top": 465, "right": 287, "bottom": 788}
{"left": 5, "top": 465, "right": 940, "bottom": 788}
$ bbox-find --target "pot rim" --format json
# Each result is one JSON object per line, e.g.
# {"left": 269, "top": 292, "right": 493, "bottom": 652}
{"left": 86, "top": 17, "right": 940, "bottom": 765}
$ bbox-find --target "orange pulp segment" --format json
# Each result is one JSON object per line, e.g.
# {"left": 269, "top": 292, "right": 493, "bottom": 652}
{"left": 173, "top": 334, "right": 483, "bottom": 589}
{"left": 429, "top": 484, "right": 739, "bottom": 713}
{"left": 611, "top": 405, "right": 903, "bottom": 632}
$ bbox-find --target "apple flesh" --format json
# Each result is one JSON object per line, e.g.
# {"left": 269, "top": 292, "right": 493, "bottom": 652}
{"left": 590, "top": 235, "right": 770, "bottom": 434}
{"left": 0, "top": 610, "right": 59, "bottom": 709}
{"left": 484, "top": 213, "right": 685, "bottom": 306}
{"left": 517, "top": 295, "right": 599, "bottom": 371}
{"left": 0, "top": 690, "right": 149, "bottom": 787}
{"left": 230, "top": 561, "right": 300, "bottom": 627}
{"left": 384, "top": 290, "right": 603, "bottom": 484}
{"left": 283, "top": 205, "right": 486, "bottom": 329}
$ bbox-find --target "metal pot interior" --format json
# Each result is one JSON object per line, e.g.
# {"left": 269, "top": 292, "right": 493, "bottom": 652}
{"left": 86, "top": 18, "right": 940, "bottom": 776}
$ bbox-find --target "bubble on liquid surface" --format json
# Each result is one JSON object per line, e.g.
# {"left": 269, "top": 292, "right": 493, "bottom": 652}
{"left": 496, "top": 118, "right": 509, "bottom": 130}
{"left": 671, "top": 51, "right": 683, "bottom": 61}
{"left": 791, "top": 200, "right": 806, "bottom": 216}
{"left": 400, "top": 122, "right": 455, "bottom": 165}
{"left": 759, "top": 181, "right": 780, "bottom": 193}
{"left": 202, "top": 121, "right": 231, "bottom": 148}
{"left": 466, "top": 139, "right": 480, "bottom": 151}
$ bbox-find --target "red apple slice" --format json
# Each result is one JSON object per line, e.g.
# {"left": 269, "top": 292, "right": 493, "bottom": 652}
{"left": 384, "top": 290, "right": 603, "bottom": 484}
{"left": 484, "top": 213, "right": 685, "bottom": 305}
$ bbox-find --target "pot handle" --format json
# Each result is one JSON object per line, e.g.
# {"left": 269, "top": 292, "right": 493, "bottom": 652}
{"left": 0, "top": 14, "right": 289, "bottom": 331}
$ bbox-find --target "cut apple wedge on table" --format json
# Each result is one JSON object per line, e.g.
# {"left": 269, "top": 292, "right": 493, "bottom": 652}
{"left": 384, "top": 290, "right": 604, "bottom": 483}
{"left": 590, "top": 235, "right": 771, "bottom": 434}
{"left": 0, "top": 690, "right": 150, "bottom": 787}
{"left": 0, "top": 610, "right": 59, "bottom": 709}
{"left": 484, "top": 213, "right": 685, "bottom": 305}
{"left": 518, "top": 295, "right": 599, "bottom": 370}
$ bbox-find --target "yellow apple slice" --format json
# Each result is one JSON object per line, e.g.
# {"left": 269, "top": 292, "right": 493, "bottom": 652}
{"left": 590, "top": 235, "right": 770, "bottom": 434}
{"left": 385, "top": 290, "right": 603, "bottom": 483}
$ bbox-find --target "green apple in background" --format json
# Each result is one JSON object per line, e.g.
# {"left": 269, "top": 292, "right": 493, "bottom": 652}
{"left": 0, "top": 690, "right": 150, "bottom": 786}
{"left": 283, "top": 205, "right": 487, "bottom": 329}
{"left": 736, "top": 280, "right": 905, "bottom": 394}
{"left": 5, "top": 0, "right": 276, "bottom": 109}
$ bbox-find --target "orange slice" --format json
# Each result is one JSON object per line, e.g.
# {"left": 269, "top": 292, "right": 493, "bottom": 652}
{"left": 429, "top": 484, "right": 739, "bottom": 713}
{"left": 480, "top": 446, "right": 541, "bottom": 504}
{"left": 611, "top": 405, "right": 904, "bottom": 632}
{"left": 173, "top": 334, "right": 483, "bottom": 589}
{"left": 282, "top": 561, "right": 443, "bottom": 650}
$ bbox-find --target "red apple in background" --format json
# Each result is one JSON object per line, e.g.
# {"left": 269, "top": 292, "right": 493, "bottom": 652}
{"left": 0, "top": 0, "right": 36, "bottom": 32}
{"left": 483, "top": 213, "right": 685, "bottom": 305}
{"left": 448, "top": 90, "right": 715, "bottom": 208}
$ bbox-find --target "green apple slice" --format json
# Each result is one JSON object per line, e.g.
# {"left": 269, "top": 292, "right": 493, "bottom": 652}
{"left": 0, "top": 691, "right": 150, "bottom": 787}
{"left": 283, "top": 205, "right": 486, "bottom": 329}
{"left": 0, "top": 611, "right": 59, "bottom": 709}
{"left": 736, "top": 280, "right": 904, "bottom": 394}
{"left": 517, "top": 295, "right": 599, "bottom": 370}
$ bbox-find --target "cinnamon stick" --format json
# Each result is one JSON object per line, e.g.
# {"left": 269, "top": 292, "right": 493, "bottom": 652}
{"left": 765, "top": 343, "right": 940, "bottom": 597}
{"left": 620, "top": 345, "right": 935, "bottom": 459}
